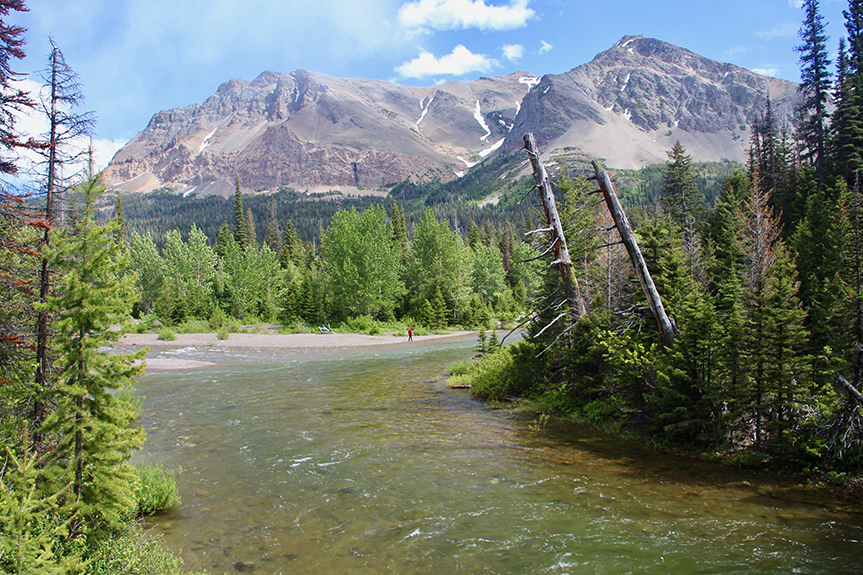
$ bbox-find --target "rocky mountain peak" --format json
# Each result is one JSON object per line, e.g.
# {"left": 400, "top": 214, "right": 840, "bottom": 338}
{"left": 103, "top": 37, "right": 800, "bottom": 198}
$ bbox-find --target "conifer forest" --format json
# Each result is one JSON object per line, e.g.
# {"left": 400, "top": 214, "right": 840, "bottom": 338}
{"left": 2, "top": 0, "right": 863, "bottom": 573}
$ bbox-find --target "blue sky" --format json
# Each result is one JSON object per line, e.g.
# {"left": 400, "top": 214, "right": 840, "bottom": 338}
{"left": 6, "top": 0, "right": 853, "bottom": 169}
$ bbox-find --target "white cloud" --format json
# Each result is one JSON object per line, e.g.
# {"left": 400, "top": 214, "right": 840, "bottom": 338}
{"left": 539, "top": 40, "right": 553, "bottom": 54}
{"left": 397, "top": 0, "right": 535, "bottom": 32}
{"left": 396, "top": 45, "right": 499, "bottom": 78}
{"left": 753, "top": 68, "right": 780, "bottom": 77}
{"left": 502, "top": 44, "right": 524, "bottom": 61}
{"left": 755, "top": 22, "right": 798, "bottom": 40}
{"left": 788, "top": 0, "right": 803, "bottom": 8}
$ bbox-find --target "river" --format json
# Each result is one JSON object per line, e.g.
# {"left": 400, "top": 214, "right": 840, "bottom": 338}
{"left": 128, "top": 335, "right": 862, "bottom": 574}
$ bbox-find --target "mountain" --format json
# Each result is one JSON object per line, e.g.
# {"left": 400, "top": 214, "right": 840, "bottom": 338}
{"left": 500, "top": 35, "right": 799, "bottom": 167}
{"left": 103, "top": 36, "right": 799, "bottom": 198}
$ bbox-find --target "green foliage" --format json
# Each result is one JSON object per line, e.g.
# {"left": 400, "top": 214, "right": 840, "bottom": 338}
{"left": 40, "top": 174, "right": 147, "bottom": 537}
{"left": 405, "top": 208, "right": 473, "bottom": 325}
{"left": 446, "top": 360, "right": 472, "bottom": 376}
{"left": 341, "top": 314, "right": 383, "bottom": 335}
{"left": 216, "top": 326, "right": 230, "bottom": 340}
{"left": 156, "top": 327, "right": 177, "bottom": 341}
{"left": 86, "top": 526, "right": 186, "bottom": 575}
{"left": 0, "top": 449, "right": 82, "bottom": 575}
{"left": 468, "top": 343, "right": 529, "bottom": 401}
{"left": 133, "top": 458, "right": 182, "bottom": 516}
{"left": 446, "top": 373, "right": 473, "bottom": 389}
{"left": 321, "top": 205, "right": 404, "bottom": 320}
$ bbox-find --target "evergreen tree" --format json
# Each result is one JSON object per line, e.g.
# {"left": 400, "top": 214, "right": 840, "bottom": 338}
{"left": 795, "top": 0, "right": 832, "bottom": 189}
{"left": 244, "top": 207, "right": 257, "bottom": 250}
{"left": 736, "top": 176, "right": 808, "bottom": 450}
{"left": 215, "top": 221, "right": 232, "bottom": 259}
{"left": 0, "top": 0, "right": 35, "bottom": 177}
{"left": 279, "top": 219, "right": 303, "bottom": 269}
{"left": 264, "top": 195, "right": 281, "bottom": 253}
{"left": 389, "top": 198, "right": 408, "bottom": 257}
{"left": 39, "top": 174, "right": 146, "bottom": 537}
{"left": 232, "top": 177, "right": 248, "bottom": 249}
{"left": 0, "top": 448, "right": 82, "bottom": 574}
{"left": 662, "top": 141, "right": 702, "bottom": 224}
{"left": 113, "top": 192, "right": 125, "bottom": 243}
{"left": 830, "top": 37, "right": 863, "bottom": 183}
{"left": 466, "top": 218, "right": 480, "bottom": 248}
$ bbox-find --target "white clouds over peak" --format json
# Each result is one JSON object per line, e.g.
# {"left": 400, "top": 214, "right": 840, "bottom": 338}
{"left": 539, "top": 40, "right": 553, "bottom": 54}
{"left": 502, "top": 44, "right": 524, "bottom": 61}
{"left": 396, "top": 45, "right": 499, "bottom": 78}
{"left": 397, "top": 0, "right": 535, "bottom": 32}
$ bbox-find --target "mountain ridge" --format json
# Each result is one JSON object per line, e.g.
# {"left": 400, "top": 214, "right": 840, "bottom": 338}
{"left": 103, "top": 36, "right": 799, "bottom": 198}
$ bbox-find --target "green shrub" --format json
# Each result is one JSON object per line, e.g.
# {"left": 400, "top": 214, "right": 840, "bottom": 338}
{"left": 133, "top": 458, "right": 182, "bottom": 516}
{"left": 446, "top": 374, "right": 472, "bottom": 388}
{"left": 132, "top": 313, "right": 159, "bottom": 333}
{"left": 156, "top": 327, "right": 176, "bottom": 341}
{"left": 216, "top": 326, "right": 230, "bottom": 340}
{"left": 447, "top": 360, "right": 472, "bottom": 376}
{"left": 175, "top": 319, "right": 209, "bottom": 334}
{"left": 469, "top": 345, "right": 520, "bottom": 401}
{"left": 278, "top": 321, "right": 310, "bottom": 334}
{"left": 87, "top": 526, "right": 195, "bottom": 575}
{"left": 342, "top": 314, "right": 377, "bottom": 334}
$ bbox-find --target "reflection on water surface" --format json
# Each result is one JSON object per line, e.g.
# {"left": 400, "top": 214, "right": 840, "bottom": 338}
{"left": 128, "top": 337, "right": 863, "bottom": 575}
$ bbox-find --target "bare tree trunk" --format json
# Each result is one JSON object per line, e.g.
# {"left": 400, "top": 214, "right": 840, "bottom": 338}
{"left": 592, "top": 160, "right": 677, "bottom": 347}
{"left": 32, "top": 47, "right": 60, "bottom": 450}
{"left": 523, "top": 133, "right": 587, "bottom": 320}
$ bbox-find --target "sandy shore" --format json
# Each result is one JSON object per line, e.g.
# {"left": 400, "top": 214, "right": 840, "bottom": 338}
{"left": 118, "top": 330, "right": 476, "bottom": 371}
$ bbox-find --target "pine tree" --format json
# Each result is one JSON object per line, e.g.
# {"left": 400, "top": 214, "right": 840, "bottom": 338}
{"left": 113, "top": 192, "right": 125, "bottom": 243}
{"left": 0, "top": 448, "right": 82, "bottom": 574}
{"left": 264, "top": 195, "right": 281, "bottom": 253}
{"left": 232, "top": 177, "right": 248, "bottom": 249}
{"left": 0, "top": 0, "right": 34, "bottom": 174}
{"left": 215, "top": 221, "right": 232, "bottom": 259}
{"left": 39, "top": 174, "right": 146, "bottom": 537}
{"left": 795, "top": 0, "right": 832, "bottom": 189}
{"left": 830, "top": 39, "right": 862, "bottom": 183}
{"left": 389, "top": 198, "right": 408, "bottom": 257}
{"left": 736, "top": 176, "right": 808, "bottom": 450}
{"left": 662, "top": 141, "right": 702, "bottom": 224}
{"left": 279, "top": 219, "right": 303, "bottom": 269}
{"left": 244, "top": 206, "right": 257, "bottom": 250}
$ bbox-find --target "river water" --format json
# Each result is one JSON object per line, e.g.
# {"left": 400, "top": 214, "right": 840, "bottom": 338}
{"left": 129, "top": 335, "right": 862, "bottom": 574}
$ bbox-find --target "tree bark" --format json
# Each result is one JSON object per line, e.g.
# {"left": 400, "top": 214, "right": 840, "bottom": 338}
{"left": 592, "top": 160, "right": 677, "bottom": 347}
{"left": 523, "top": 133, "right": 587, "bottom": 320}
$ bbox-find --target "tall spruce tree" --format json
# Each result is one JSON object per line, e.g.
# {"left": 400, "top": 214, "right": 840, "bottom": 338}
{"left": 264, "top": 195, "right": 281, "bottom": 253}
{"left": 661, "top": 141, "right": 702, "bottom": 225}
{"left": 39, "top": 174, "right": 146, "bottom": 537}
{"left": 795, "top": 0, "right": 832, "bottom": 190}
{"left": 232, "top": 176, "right": 248, "bottom": 249}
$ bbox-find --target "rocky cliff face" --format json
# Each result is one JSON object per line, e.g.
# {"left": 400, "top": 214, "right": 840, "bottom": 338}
{"left": 503, "top": 36, "right": 799, "bottom": 167}
{"left": 104, "top": 69, "right": 535, "bottom": 196}
{"left": 103, "top": 36, "right": 799, "bottom": 197}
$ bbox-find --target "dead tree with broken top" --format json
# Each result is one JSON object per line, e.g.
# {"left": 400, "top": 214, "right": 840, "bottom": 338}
{"left": 523, "top": 133, "right": 588, "bottom": 333}
{"left": 591, "top": 160, "right": 678, "bottom": 348}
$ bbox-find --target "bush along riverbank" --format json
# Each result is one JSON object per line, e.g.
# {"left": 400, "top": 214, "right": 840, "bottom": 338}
{"left": 451, "top": 323, "right": 863, "bottom": 500}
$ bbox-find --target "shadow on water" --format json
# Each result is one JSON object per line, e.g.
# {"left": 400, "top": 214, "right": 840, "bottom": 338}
{"left": 126, "top": 336, "right": 863, "bottom": 575}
